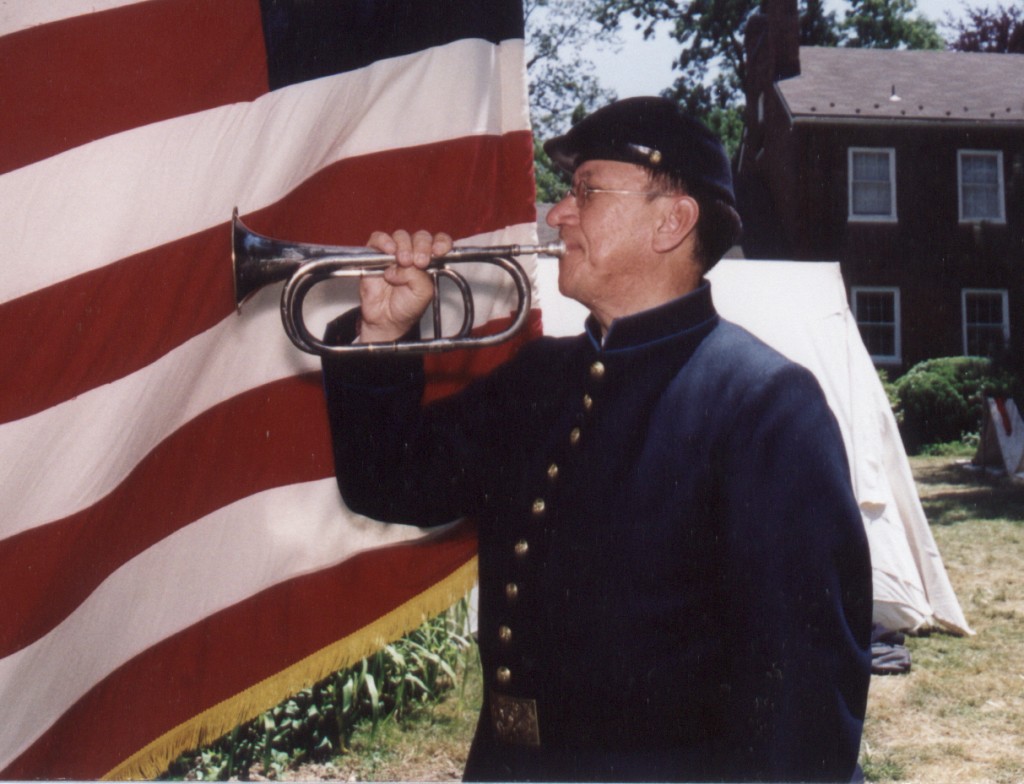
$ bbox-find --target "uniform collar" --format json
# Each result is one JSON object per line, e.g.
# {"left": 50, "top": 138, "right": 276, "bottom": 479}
{"left": 584, "top": 281, "right": 718, "bottom": 353}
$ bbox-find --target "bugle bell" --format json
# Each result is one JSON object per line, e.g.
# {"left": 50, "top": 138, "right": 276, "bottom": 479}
{"left": 231, "top": 209, "right": 565, "bottom": 356}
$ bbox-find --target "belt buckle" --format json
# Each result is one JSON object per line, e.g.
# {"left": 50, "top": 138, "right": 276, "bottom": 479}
{"left": 490, "top": 692, "right": 540, "bottom": 747}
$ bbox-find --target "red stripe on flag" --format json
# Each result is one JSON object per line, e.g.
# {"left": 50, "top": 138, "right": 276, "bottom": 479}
{"left": 0, "top": 373, "right": 329, "bottom": 658}
{"left": 0, "top": 309, "right": 538, "bottom": 658}
{"left": 2, "top": 520, "right": 478, "bottom": 780}
{"left": 0, "top": 0, "right": 268, "bottom": 174}
{"left": 0, "top": 131, "right": 536, "bottom": 425}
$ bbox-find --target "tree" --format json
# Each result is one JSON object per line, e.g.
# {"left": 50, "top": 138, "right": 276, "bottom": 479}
{"left": 525, "top": 0, "right": 619, "bottom": 137}
{"left": 525, "top": 0, "right": 620, "bottom": 199}
{"left": 946, "top": 1, "right": 1024, "bottom": 52}
{"left": 801, "top": 0, "right": 842, "bottom": 46}
{"left": 596, "top": 0, "right": 758, "bottom": 116}
{"left": 596, "top": 0, "right": 945, "bottom": 118}
{"left": 842, "top": 0, "right": 944, "bottom": 48}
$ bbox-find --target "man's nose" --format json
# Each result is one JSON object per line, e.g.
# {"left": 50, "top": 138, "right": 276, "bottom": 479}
{"left": 546, "top": 191, "right": 576, "bottom": 227}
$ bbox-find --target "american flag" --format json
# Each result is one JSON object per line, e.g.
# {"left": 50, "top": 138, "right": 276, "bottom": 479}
{"left": 0, "top": 0, "right": 538, "bottom": 777}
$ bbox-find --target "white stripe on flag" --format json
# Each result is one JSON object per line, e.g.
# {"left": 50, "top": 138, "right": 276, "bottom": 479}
{"left": 1, "top": 38, "right": 528, "bottom": 304}
{"left": 0, "top": 0, "right": 149, "bottom": 36}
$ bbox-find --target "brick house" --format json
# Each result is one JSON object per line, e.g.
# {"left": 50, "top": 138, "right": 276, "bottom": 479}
{"left": 737, "top": 0, "right": 1024, "bottom": 371}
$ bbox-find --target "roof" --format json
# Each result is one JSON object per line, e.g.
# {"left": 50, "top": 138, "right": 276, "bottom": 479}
{"left": 777, "top": 47, "right": 1024, "bottom": 125}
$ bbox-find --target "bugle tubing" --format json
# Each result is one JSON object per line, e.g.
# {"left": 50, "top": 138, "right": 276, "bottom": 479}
{"left": 231, "top": 209, "right": 565, "bottom": 356}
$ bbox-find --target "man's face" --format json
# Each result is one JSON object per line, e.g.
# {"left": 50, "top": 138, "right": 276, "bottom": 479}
{"left": 545, "top": 159, "right": 664, "bottom": 324}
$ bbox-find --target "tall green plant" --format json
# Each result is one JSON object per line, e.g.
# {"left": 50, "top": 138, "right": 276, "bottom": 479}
{"left": 161, "top": 599, "right": 475, "bottom": 781}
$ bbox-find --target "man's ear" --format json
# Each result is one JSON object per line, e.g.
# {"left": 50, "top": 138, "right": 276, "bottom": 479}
{"left": 652, "top": 194, "right": 699, "bottom": 254}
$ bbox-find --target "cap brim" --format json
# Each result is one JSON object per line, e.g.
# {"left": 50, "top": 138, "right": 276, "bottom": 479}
{"left": 542, "top": 135, "right": 577, "bottom": 174}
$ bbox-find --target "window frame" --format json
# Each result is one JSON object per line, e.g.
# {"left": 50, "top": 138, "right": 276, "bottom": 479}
{"left": 848, "top": 147, "right": 898, "bottom": 223}
{"left": 957, "top": 149, "right": 1006, "bottom": 224}
{"left": 961, "top": 288, "right": 1009, "bottom": 357}
{"left": 851, "top": 286, "right": 902, "bottom": 364}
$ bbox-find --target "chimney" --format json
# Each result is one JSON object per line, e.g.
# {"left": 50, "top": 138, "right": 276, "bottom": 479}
{"left": 768, "top": 0, "right": 800, "bottom": 81}
{"left": 744, "top": 0, "right": 800, "bottom": 103}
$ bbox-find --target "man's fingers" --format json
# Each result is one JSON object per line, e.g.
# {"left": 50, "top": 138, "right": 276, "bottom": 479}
{"left": 431, "top": 232, "right": 454, "bottom": 259}
{"left": 367, "top": 230, "right": 398, "bottom": 254}
{"left": 382, "top": 262, "right": 432, "bottom": 293}
{"left": 410, "top": 230, "right": 436, "bottom": 269}
{"left": 366, "top": 230, "right": 452, "bottom": 269}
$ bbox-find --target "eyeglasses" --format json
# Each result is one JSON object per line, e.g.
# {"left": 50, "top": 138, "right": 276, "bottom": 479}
{"left": 561, "top": 180, "right": 668, "bottom": 209}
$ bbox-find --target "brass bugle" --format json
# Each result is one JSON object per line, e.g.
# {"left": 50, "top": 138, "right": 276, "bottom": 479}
{"left": 231, "top": 209, "right": 565, "bottom": 356}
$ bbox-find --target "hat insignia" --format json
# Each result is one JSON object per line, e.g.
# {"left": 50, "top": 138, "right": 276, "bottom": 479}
{"left": 625, "top": 142, "right": 662, "bottom": 167}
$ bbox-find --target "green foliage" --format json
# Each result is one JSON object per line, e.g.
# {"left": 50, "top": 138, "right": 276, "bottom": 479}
{"left": 534, "top": 137, "right": 570, "bottom": 204}
{"left": 704, "top": 105, "right": 745, "bottom": 160}
{"left": 663, "top": 0, "right": 756, "bottom": 115}
{"left": 919, "top": 436, "right": 979, "bottom": 457}
{"left": 842, "top": 0, "right": 944, "bottom": 48}
{"left": 877, "top": 368, "right": 902, "bottom": 425}
{"left": 801, "top": 0, "right": 843, "bottom": 46}
{"left": 896, "top": 369, "right": 966, "bottom": 450}
{"left": 891, "top": 357, "right": 1017, "bottom": 453}
{"left": 595, "top": 0, "right": 947, "bottom": 117}
{"left": 598, "top": 0, "right": 757, "bottom": 115}
{"left": 161, "top": 601, "right": 474, "bottom": 781}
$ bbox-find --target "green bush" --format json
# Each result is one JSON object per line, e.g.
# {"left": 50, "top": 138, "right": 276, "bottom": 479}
{"left": 877, "top": 369, "right": 902, "bottom": 426}
{"left": 893, "top": 357, "right": 1017, "bottom": 453}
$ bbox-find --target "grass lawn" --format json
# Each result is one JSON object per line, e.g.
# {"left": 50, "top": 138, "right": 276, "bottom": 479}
{"left": 276, "top": 455, "right": 1024, "bottom": 783}
{"left": 860, "top": 456, "right": 1024, "bottom": 784}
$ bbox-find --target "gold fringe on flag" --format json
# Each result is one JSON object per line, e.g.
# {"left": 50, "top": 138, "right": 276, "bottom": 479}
{"left": 103, "top": 556, "right": 478, "bottom": 781}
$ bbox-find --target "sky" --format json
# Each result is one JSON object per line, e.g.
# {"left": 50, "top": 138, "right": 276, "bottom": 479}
{"left": 588, "top": 0, "right": 970, "bottom": 99}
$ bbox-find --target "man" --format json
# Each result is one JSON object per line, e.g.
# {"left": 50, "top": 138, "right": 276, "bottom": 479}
{"left": 322, "top": 97, "right": 872, "bottom": 782}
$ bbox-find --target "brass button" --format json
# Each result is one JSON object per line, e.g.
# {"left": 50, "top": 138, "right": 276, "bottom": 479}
{"left": 505, "top": 582, "right": 519, "bottom": 602}
{"left": 498, "top": 625, "right": 512, "bottom": 644}
{"left": 582, "top": 393, "right": 593, "bottom": 412}
{"left": 496, "top": 666, "right": 511, "bottom": 685}
{"left": 547, "top": 462, "right": 559, "bottom": 481}
{"left": 589, "top": 361, "right": 606, "bottom": 380}
{"left": 531, "top": 498, "right": 546, "bottom": 517}
{"left": 514, "top": 540, "right": 529, "bottom": 558}
{"left": 569, "top": 427, "right": 581, "bottom": 446}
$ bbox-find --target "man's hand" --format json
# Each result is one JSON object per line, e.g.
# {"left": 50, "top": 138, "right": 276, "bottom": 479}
{"left": 358, "top": 229, "right": 453, "bottom": 343}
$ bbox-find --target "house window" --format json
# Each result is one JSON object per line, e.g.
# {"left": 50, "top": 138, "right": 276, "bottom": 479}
{"left": 958, "top": 150, "right": 1005, "bottom": 222}
{"left": 962, "top": 289, "right": 1009, "bottom": 357}
{"left": 849, "top": 148, "right": 897, "bottom": 221}
{"left": 852, "top": 287, "right": 901, "bottom": 362}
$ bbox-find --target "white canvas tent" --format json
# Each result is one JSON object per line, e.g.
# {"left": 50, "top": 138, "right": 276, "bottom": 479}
{"left": 535, "top": 257, "right": 971, "bottom": 636}
{"left": 975, "top": 398, "right": 1024, "bottom": 483}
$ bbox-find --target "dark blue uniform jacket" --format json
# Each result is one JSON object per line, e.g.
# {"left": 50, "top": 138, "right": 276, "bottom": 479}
{"left": 322, "top": 282, "right": 872, "bottom": 783}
